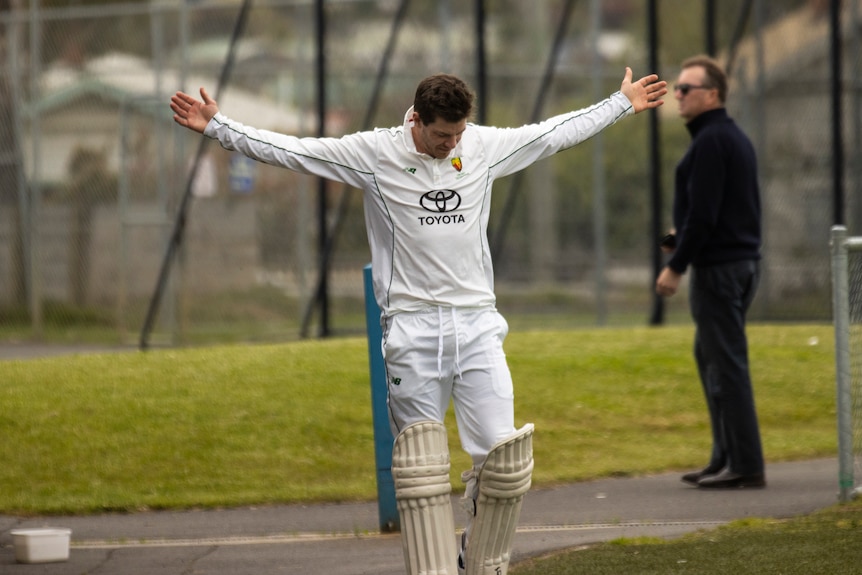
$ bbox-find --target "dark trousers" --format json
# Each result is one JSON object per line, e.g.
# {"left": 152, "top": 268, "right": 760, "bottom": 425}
{"left": 689, "top": 259, "right": 764, "bottom": 476}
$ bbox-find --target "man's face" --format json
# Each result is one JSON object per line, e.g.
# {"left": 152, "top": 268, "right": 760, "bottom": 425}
{"left": 412, "top": 113, "right": 466, "bottom": 159}
{"left": 675, "top": 66, "right": 720, "bottom": 122}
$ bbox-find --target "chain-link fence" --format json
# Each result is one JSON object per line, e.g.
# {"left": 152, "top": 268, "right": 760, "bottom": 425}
{"left": 1, "top": 0, "right": 860, "bottom": 346}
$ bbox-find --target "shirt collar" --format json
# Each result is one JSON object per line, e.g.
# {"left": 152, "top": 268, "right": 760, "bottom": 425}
{"left": 686, "top": 107, "right": 728, "bottom": 137}
{"left": 403, "top": 106, "right": 419, "bottom": 154}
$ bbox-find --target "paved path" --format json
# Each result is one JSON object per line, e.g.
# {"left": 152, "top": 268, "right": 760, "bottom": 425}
{"left": 0, "top": 458, "right": 841, "bottom": 574}
{"left": 0, "top": 344, "right": 132, "bottom": 361}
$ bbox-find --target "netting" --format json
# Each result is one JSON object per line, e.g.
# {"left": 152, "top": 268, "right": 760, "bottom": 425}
{"left": 1, "top": 0, "right": 860, "bottom": 346}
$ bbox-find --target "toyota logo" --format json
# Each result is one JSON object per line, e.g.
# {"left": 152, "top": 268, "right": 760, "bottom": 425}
{"left": 420, "top": 190, "right": 461, "bottom": 213}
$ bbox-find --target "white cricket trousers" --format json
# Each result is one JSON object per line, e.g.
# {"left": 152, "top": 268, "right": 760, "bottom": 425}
{"left": 382, "top": 306, "right": 517, "bottom": 465}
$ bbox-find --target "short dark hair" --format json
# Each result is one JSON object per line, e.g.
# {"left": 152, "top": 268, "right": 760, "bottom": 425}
{"left": 681, "top": 55, "right": 728, "bottom": 104}
{"left": 413, "top": 74, "right": 475, "bottom": 125}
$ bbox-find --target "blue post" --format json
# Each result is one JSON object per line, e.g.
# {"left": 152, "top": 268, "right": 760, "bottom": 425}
{"left": 363, "top": 264, "right": 399, "bottom": 532}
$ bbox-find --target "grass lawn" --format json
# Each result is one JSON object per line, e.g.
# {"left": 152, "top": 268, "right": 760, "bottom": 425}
{"left": 511, "top": 499, "right": 862, "bottom": 575}
{"left": 0, "top": 323, "right": 838, "bottom": 515}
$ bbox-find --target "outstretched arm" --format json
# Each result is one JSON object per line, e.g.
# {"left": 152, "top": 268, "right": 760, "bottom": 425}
{"left": 170, "top": 87, "right": 220, "bottom": 134}
{"left": 620, "top": 67, "right": 667, "bottom": 113}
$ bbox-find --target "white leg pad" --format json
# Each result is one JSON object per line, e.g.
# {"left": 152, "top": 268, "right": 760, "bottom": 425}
{"left": 463, "top": 424, "right": 534, "bottom": 575}
{"left": 392, "top": 421, "right": 458, "bottom": 575}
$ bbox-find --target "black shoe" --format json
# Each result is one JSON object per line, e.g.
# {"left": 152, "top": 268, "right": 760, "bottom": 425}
{"left": 457, "top": 531, "right": 466, "bottom": 575}
{"left": 697, "top": 468, "right": 766, "bottom": 489}
{"left": 681, "top": 467, "right": 722, "bottom": 486}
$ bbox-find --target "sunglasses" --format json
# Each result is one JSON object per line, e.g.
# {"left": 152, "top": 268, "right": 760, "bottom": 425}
{"left": 674, "top": 83, "right": 711, "bottom": 96}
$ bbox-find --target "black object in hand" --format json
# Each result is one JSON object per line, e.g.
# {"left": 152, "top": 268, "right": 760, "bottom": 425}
{"left": 660, "top": 233, "right": 676, "bottom": 249}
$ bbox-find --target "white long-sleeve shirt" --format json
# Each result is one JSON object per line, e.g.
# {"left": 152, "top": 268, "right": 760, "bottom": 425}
{"left": 204, "top": 91, "right": 633, "bottom": 317}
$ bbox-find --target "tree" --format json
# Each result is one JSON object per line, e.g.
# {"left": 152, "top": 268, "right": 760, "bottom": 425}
{"left": 65, "top": 146, "right": 117, "bottom": 307}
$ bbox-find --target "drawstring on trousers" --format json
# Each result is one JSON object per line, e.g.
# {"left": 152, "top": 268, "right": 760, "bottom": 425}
{"left": 436, "top": 307, "right": 463, "bottom": 380}
{"left": 452, "top": 308, "right": 463, "bottom": 380}
{"left": 437, "top": 307, "right": 444, "bottom": 378}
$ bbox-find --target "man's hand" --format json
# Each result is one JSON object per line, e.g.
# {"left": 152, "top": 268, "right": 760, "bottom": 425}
{"left": 655, "top": 266, "right": 682, "bottom": 297}
{"left": 620, "top": 67, "right": 667, "bottom": 114}
{"left": 170, "top": 87, "right": 219, "bottom": 134}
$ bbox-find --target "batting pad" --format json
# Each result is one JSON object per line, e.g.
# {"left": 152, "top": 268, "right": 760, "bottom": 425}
{"left": 392, "top": 421, "right": 458, "bottom": 575}
{"left": 463, "top": 423, "right": 534, "bottom": 575}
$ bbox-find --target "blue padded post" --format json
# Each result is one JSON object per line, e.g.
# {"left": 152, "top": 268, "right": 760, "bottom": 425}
{"left": 363, "top": 264, "right": 399, "bottom": 532}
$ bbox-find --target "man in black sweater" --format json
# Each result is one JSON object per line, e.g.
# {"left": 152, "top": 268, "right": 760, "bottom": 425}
{"left": 656, "top": 55, "right": 765, "bottom": 489}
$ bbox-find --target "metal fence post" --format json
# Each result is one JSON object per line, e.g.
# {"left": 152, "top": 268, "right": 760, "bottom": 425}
{"left": 831, "top": 225, "right": 854, "bottom": 502}
{"left": 363, "top": 264, "right": 399, "bottom": 532}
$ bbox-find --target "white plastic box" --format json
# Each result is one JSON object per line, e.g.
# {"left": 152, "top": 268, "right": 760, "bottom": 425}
{"left": 10, "top": 528, "right": 71, "bottom": 564}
